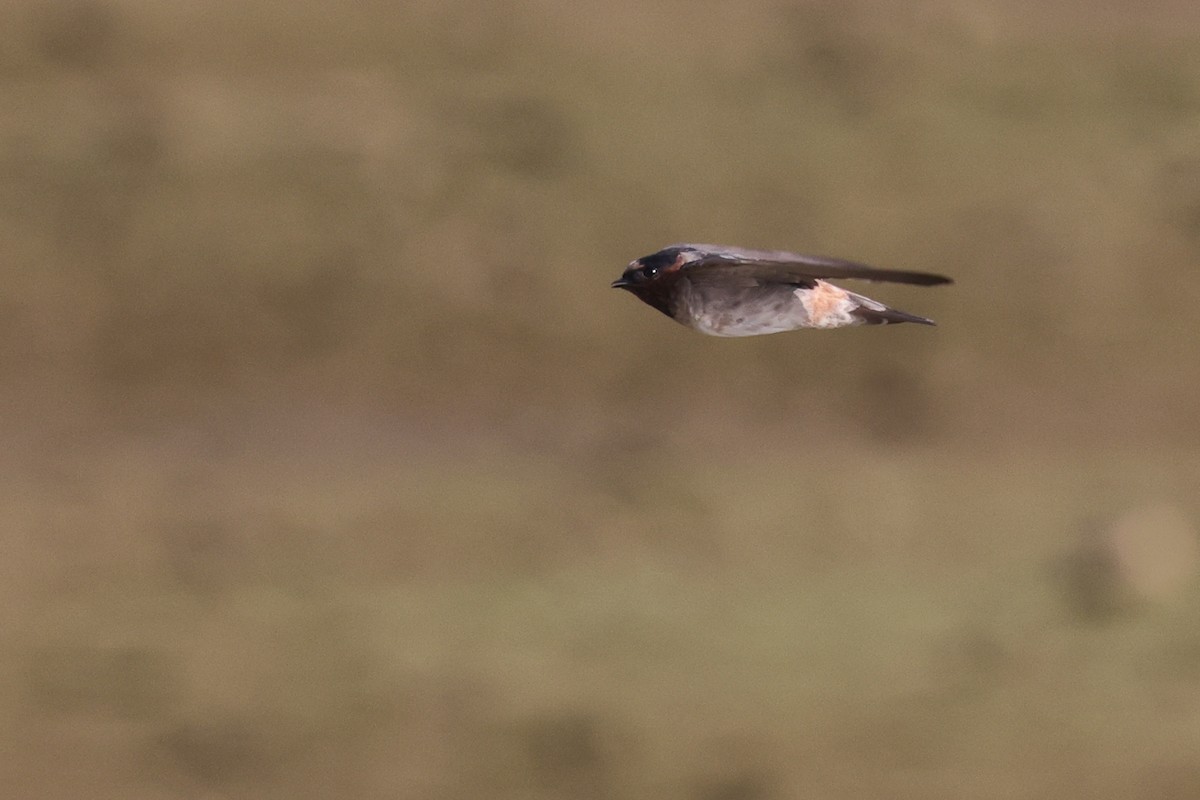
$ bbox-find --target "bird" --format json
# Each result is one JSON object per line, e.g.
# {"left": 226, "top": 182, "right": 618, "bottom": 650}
{"left": 611, "top": 243, "right": 952, "bottom": 336}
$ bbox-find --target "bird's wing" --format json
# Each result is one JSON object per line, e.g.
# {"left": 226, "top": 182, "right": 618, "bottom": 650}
{"left": 676, "top": 244, "right": 953, "bottom": 287}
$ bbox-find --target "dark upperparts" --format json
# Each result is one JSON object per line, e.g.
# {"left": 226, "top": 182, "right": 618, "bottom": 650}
{"left": 636, "top": 247, "right": 685, "bottom": 274}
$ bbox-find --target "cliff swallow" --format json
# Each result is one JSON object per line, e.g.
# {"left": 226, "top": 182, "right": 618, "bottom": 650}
{"left": 611, "top": 243, "right": 952, "bottom": 336}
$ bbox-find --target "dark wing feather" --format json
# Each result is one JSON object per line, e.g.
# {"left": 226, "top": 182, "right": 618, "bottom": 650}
{"left": 677, "top": 244, "right": 953, "bottom": 287}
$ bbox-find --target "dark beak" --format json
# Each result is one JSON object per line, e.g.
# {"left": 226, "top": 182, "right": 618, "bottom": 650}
{"left": 610, "top": 277, "right": 631, "bottom": 289}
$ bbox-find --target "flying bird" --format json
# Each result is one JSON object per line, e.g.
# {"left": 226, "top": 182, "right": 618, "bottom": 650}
{"left": 611, "top": 243, "right": 952, "bottom": 336}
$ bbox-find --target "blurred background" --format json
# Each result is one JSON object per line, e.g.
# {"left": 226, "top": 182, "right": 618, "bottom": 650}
{"left": 2, "top": 0, "right": 1199, "bottom": 797}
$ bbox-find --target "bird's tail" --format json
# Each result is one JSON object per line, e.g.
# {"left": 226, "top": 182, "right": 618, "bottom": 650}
{"left": 848, "top": 292, "right": 937, "bottom": 326}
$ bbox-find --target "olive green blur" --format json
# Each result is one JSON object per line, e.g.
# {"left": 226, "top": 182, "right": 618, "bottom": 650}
{"left": 3, "top": 1, "right": 1199, "bottom": 797}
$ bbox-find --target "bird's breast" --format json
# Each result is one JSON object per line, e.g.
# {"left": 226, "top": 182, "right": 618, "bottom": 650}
{"left": 678, "top": 280, "right": 861, "bottom": 336}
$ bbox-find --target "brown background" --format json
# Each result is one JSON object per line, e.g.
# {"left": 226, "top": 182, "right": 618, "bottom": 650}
{"left": 2, "top": 1, "right": 1199, "bottom": 797}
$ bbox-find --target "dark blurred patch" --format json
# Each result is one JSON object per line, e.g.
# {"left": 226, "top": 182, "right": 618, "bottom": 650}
{"left": 154, "top": 717, "right": 276, "bottom": 787}
{"left": 930, "top": 626, "right": 1017, "bottom": 700}
{"left": 1053, "top": 521, "right": 1127, "bottom": 624}
{"left": 91, "top": 259, "right": 361, "bottom": 387}
{"left": 31, "top": 1, "right": 117, "bottom": 69}
{"left": 26, "top": 643, "right": 180, "bottom": 718}
{"left": 416, "top": 0, "right": 519, "bottom": 71}
{"left": 0, "top": 298, "right": 35, "bottom": 379}
{"left": 1106, "top": 55, "right": 1200, "bottom": 122}
{"left": 946, "top": 203, "right": 1060, "bottom": 276}
{"left": 845, "top": 361, "right": 934, "bottom": 443}
{"left": 341, "top": 504, "right": 444, "bottom": 580}
{"left": 511, "top": 712, "right": 616, "bottom": 799}
{"left": 689, "top": 733, "right": 777, "bottom": 800}
{"left": 468, "top": 94, "right": 576, "bottom": 178}
{"left": 100, "top": 109, "right": 163, "bottom": 168}
{"left": 256, "top": 259, "right": 359, "bottom": 357}
{"left": 584, "top": 436, "right": 726, "bottom": 565}
{"left": 693, "top": 772, "right": 773, "bottom": 800}
{"left": 768, "top": 7, "right": 905, "bottom": 115}
{"left": 960, "top": 45, "right": 1077, "bottom": 121}
{"left": 585, "top": 425, "right": 671, "bottom": 503}
{"left": 523, "top": 713, "right": 609, "bottom": 792}
{"left": 1160, "top": 632, "right": 1200, "bottom": 679}
{"left": 837, "top": 701, "right": 953, "bottom": 770}
{"left": 935, "top": 202, "right": 1063, "bottom": 355}
{"left": 1138, "top": 763, "right": 1200, "bottom": 800}
{"left": 159, "top": 516, "right": 237, "bottom": 593}
{"left": 92, "top": 296, "right": 236, "bottom": 386}
{"left": 159, "top": 508, "right": 360, "bottom": 592}
{"left": 1157, "top": 156, "right": 1200, "bottom": 241}
{"left": 31, "top": 92, "right": 165, "bottom": 258}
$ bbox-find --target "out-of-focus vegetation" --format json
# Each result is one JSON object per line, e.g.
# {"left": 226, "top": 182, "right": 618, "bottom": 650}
{"left": 2, "top": 1, "right": 1199, "bottom": 797}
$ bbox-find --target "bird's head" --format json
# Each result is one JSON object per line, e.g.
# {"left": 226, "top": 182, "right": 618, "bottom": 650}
{"left": 611, "top": 247, "right": 693, "bottom": 318}
{"left": 611, "top": 248, "right": 684, "bottom": 288}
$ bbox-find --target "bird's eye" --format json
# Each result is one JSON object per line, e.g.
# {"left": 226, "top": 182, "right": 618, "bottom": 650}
{"left": 641, "top": 265, "right": 659, "bottom": 279}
